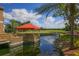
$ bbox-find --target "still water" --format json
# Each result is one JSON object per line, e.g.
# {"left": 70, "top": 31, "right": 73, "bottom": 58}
{"left": 40, "top": 34, "right": 59, "bottom": 56}
{"left": 22, "top": 34, "right": 60, "bottom": 56}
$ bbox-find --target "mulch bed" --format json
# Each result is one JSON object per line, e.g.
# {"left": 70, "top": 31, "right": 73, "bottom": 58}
{"left": 63, "top": 48, "right": 79, "bottom": 56}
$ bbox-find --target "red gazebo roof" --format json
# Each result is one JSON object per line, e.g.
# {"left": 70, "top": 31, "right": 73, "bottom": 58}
{"left": 16, "top": 24, "right": 40, "bottom": 30}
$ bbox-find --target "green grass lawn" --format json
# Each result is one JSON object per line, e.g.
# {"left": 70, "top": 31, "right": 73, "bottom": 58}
{"left": 16, "top": 29, "right": 65, "bottom": 34}
{"left": 60, "top": 34, "right": 79, "bottom": 40}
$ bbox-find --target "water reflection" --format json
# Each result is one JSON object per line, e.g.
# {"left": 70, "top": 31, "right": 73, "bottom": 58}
{"left": 23, "top": 34, "right": 60, "bottom": 56}
{"left": 40, "top": 35, "right": 59, "bottom": 56}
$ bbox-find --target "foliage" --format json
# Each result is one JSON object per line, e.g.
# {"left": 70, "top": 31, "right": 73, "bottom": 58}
{"left": 73, "top": 51, "right": 79, "bottom": 56}
{"left": 35, "top": 3, "right": 79, "bottom": 49}
{"left": 5, "top": 24, "right": 12, "bottom": 33}
{"left": 60, "top": 34, "right": 79, "bottom": 48}
{"left": 21, "top": 21, "right": 30, "bottom": 25}
{"left": 5, "top": 19, "right": 21, "bottom": 33}
{"left": 74, "top": 40, "right": 79, "bottom": 47}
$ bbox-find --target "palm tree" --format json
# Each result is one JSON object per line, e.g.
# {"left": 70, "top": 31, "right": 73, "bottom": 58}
{"left": 5, "top": 19, "right": 21, "bottom": 33}
{"left": 35, "top": 3, "right": 79, "bottom": 49}
{"left": 11, "top": 19, "right": 22, "bottom": 33}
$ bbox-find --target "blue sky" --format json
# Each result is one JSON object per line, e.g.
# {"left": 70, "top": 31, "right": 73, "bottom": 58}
{"left": 0, "top": 3, "right": 65, "bottom": 29}
{"left": 0, "top": 3, "right": 43, "bottom": 12}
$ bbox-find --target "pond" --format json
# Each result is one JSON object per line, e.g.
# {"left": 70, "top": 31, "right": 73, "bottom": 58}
{"left": 0, "top": 34, "right": 60, "bottom": 56}
{"left": 40, "top": 34, "right": 60, "bottom": 56}
{"left": 0, "top": 43, "right": 10, "bottom": 55}
{"left": 23, "top": 33, "right": 60, "bottom": 56}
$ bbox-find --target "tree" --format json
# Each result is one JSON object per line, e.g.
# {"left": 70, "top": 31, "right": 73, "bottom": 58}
{"left": 35, "top": 3, "right": 79, "bottom": 49}
{"left": 11, "top": 19, "right": 22, "bottom": 33}
{"left": 22, "top": 21, "right": 30, "bottom": 25}
{"left": 5, "top": 19, "right": 21, "bottom": 33}
{"left": 65, "top": 23, "right": 70, "bottom": 31}
{"left": 5, "top": 24, "right": 12, "bottom": 33}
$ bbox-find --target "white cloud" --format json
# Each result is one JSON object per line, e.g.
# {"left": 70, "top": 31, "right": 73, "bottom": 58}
{"left": 42, "top": 16, "right": 65, "bottom": 29}
{"left": 3, "top": 12, "right": 13, "bottom": 20}
{"left": 44, "top": 17, "right": 56, "bottom": 25}
{"left": 30, "top": 20, "right": 41, "bottom": 27}
{"left": 4, "top": 9, "right": 42, "bottom": 23}
{"left": 4, "top": 9, "right": 65, "bottom": 29}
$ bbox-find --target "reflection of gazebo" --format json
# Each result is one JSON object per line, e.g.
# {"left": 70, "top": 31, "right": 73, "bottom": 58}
{"left": 16, "top": 24, "right": 40, "bottom": 30}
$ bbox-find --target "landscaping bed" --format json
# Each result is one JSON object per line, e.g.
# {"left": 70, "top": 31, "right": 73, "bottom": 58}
{"left": 54, "top": 34, "right": 79, "bottom": 56}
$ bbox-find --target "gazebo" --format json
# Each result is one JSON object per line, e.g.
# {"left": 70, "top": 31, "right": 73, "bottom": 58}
{"left": 16, "top": 24, "right": 40, "bottom": 30}
{"left": 16, "top": 24, "right": 40, "bottom": 55}
{"left": 16, "top": 23, "right": 40, "bottom": 51}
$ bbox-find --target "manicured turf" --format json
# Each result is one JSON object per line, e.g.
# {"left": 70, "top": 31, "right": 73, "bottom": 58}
{"left": 16, "top": 29, "right": 65, "bottom": 34}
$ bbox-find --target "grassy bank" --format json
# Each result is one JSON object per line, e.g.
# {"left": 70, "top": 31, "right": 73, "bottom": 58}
{"left": 16, "top": 29, "right": 65, "bottom": 34}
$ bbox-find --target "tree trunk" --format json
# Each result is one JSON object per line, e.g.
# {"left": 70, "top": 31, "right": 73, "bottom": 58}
{"left": 69, "top": 19, "right": 75, "bottom": 49}
{"left": 68, "top": 4, "right": 76, "bottom": 49}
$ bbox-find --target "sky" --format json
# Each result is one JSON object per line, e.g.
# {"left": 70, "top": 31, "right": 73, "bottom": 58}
{"left": 0, "top": 3, "right": 65, "bottom": 29}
